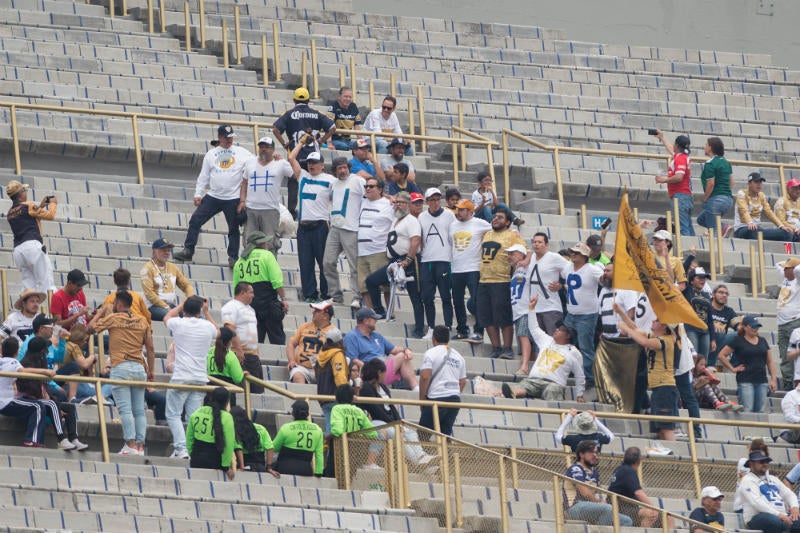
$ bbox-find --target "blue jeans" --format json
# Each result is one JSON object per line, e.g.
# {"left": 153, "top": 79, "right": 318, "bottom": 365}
{"left": 297, "top": 221, "right": 329, "bottom": 300}
{"left": 183, "top": 194, "right": 240, "bottom": 260}
{"left": 451, "top": 271, "right": 482, "bottom": 335}
{"left": 685, "top": 328, "right": 710, "bottom": 360}
{"left": 331, "top": 139, "right": 353, "bottom": 151}
{"left": 708, "top": 332, "right": 735, "bottom": 368}
{"left": 672, "top": 193, "right": 695, "bottom": 236}
{"left": 564, "top": 312, "right": 599, "bottom": 383}
{"left": 748, "top": 512, "right": 800, "bottom": 533}
{"left": 734, "top": 226, "right": 793, "bottom": 242}
{"left": 420, "top": 261, "right": 453, "bottom": 329}
{"left": 166, "top": 380, "right": 206, "bottom": 452}
{"left": 675, "top": 371, "right": 702, "bottom": 438}
{"left": 737, "top": 381, "right": 769, "bottom": 413}
{"left": 567, "top": 501, "right": 633, "bottom": 527}
{"left": 110, "top": 362, "right": 147, "bottom": 444}
{"left": 321, "top": 401, "right": 335, "bottom": 434}
{"left": 697, "top": 195, "right": 733, "bottom": 230}
{"left": 148, "top": 305, "right": 173, "bottom": 322}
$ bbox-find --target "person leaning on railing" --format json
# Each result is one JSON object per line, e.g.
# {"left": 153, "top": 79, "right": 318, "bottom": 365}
{"left": 206, "top": 327, "right": 245, "bottom": 406}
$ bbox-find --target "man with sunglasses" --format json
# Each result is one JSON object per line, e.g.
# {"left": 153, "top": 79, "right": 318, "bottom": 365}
{"left": 364, "top": 96, "right": 413, "bottom": 157}
{"left": 356, "top": 178, "right": 394, "bottom": 310}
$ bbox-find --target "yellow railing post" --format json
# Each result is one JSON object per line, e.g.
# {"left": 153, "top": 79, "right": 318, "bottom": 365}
{"left": 553, "top": 147, "right": 565, "bottom": 216}
{"left": 510, "top": 447, "right": 519, "bottom": 489}
{"left": 222, "top": 20, "right": 229, "bottom": 69}
{"left": 715, "top": 216, "right": 724, "bottom": 274}
{"left": 45, "top": 289, "right": 52, "bottom": 317}
{"left": 485, "top": 140, "right": 495, "bottom": 182}
{"left": 272, "top": 22, "right": 281, "bottom": 82}
{"left": 661, "top": 509, "right": 670, "bottom": 533}
{"left": 349, "top": 56, "right": 356, "bottom": 101}
{"left": 96, "top": 331, "right": 105, "bottom": 371}
{"left": 10, "top": 104, "right": 21, "bottom": 175}
{"left": 452, "top": 134, "right": 459, "bottom": 185}
{"left": 708, "top": 230, "right": 717, "bottom": 281}
{"left": 310, "top": 41, "right": 318, "bottom": 99}
{"left": 389, "top": 73, "right": 395, "bottom": 97}
{"left": 780, "top": 164, "right": 787, "bottom": 193}
{"left": 147, "top": 0, "right": 154, "bottom": 34}
{"left": 687, "top": 420, "right": 702, "bottom": 498}
{"left": 121, "top": 0, "right": 127, "bottom": 16}
{"left": 368, "top": 81, "right": 374, "bottom": 112}
{"left": 453, "top": 451, "right": 463, "bottom": 527}
{"left": 94, "top": 379, "right": 110, "bottom": 463}
{"left": 0, "top": 270, "right": 8, "bottom": 319}
{"left": 300, "top": 53, "right": 307, "bottom": 92}
{"left": 666, "top": 211, "right": 673, "bottom": 251}
{"left": 440, "top": 432, "right": 452, "bottom": 533}
{"left": 252, "top": 124, "right": 259, "bottom": 152}
{"left": 131, "top": 114, "right": 144, "bottom": 185}
{"left": 183, "top": 2, "right": 190, "bottom": 52}
{"left": 457, "top": 103, "right": 466, "bottom": 172}
{"left": 109, "top": 0, "right": 114, "bottom": 18}
{"left": 750, "top": 242, "right": 758, "bottom": 298}
{"left": 233, "top": 6, "right": 241, "bottom": 65}
{"left": 553, "top": 475, "right": 565, "bottom": 533}
{"left": 673, "top": 196, "right": 682, "bottom": 257}
{"left": 407, "top": 99, "right": 415, "bottom": 151}
{"left": 338, "top": 68, "right": 345, "bottom": 89}
{"left": 502, "top": 131, "right": 509, "bottom": 201}
{"left": 384, "top": 435, "right": 396, "bottom": 506}
{"left": 757, "top": 232, "right": 766, "bottom": 294}
{"left": 498, "top": 456, "right": 508, "bottom": 533}
{"left": 416, "top": 86, "right": 427, "bottom": 153}
{"left": 341, "top": 432, "right": 351, "bottom": 490}
{"left": 159, "top": 0, "right": 165, "bottom": 33}
{"left": 243, "top": 379, "right": 251, "bottom": 419}
{"left": 580, "top": 204, "right": 587, "bottom": 230}
{"left": 198, "top": 0, "right": 205, "bottom": 48}
{"left": 633, "top": 207, "right": 639, "bottom": 221}
{"left": 610, "top": 493, "right": 621, "bottom": 533}
{"left": 260, "top": 35, "right": 268, "bottom": 87}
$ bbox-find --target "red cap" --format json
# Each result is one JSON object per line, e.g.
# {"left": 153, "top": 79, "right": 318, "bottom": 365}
{"left": 410, "top": 192, "right": 424, "bottom": 202}
{"left": 787, "top": 179, "right": 800, "bottom": 188}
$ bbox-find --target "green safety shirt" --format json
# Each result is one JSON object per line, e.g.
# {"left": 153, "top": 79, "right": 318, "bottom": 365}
{"left": 186, "top": 405, "right": 236, "bottom": 468}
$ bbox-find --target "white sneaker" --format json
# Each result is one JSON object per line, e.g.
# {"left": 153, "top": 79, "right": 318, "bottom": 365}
{"left": 58, "top": 438, "right": 77, "bottom": 451}
{"left": 79, "top": 396, "right": 98, "bottom": 405}
{"left": 363, "top": 463, "right": 383, "bottom": 470}
{"left": 350, "top": 298, "right": 362, "bottom": 310}
{"left": 417, "top": 453, "right": 439, "bottom": 466}
{"left": 422, "top": 328, "right": 434, "bottom": 341}
{"left": 119, "top": 444, "right": 140, "bottom": 455}
{"left": 71, "top": 439, "right": 89, "bottom": 451}
{"left": 169, "top": 449, "right": 189, "bottom": 459}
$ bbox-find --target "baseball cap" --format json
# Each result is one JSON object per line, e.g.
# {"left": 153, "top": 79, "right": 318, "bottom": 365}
{"left": 742, "top": 315, "right": 763, "bottom": 329}
{"left": 310, "top": 299, "right": 334, "bottom": 316}
{"left": 788, "top": 178, "right": 800, "bottom": 188}
{"left": 217, "top": 124, "right": 235, "bottom": 138}
{"left": 152, "top": 238, "right": 174, "bottom": 250}
{"left": 748, "top": 172, "right": 765, "bottom": 183}
{"left": 246, "top": 231, "right": 269, "bottom": 245}
{"left": 293, "top": 87, "right": 310, "bottom": 102}
{"left": 690, "top": 266, "right": 708, "bottom": 279}
{"left": 306, "top": 152, "right": 323, "bottom": 163}
{"left": 569, "top": 242, "right": 592, "bottom": 257}
{"left": 5, "top": 180, "right": 29, "bottom": 197}
{"left": 257, "top": 136, "right": 275, "bottom": 146}
{"left": 455, "top": 199, "right": 475, "bottom": 210}
{"left": 356, "top": 308, "right": 380, "bottom": 321}
{"left": 586, "top": 234, "right": 603, "bottom": 250}
{"left": 352, "top": 138, "right": 369, "bottom": 150}
{"left": 32, "top": 314, "right": 55, "bottom": 332}
{"left": 67, "top": 269, "right": 89, "bottom": 287}
{"left": 424, "top": 187, "right": 442, "bottom": 200}
{"left": 325, "top": 327, "right": 343, "bottom": 343}
{"left": 388, "top": 138, "right": 408, "bottom": 148}
{"left": 701, "top": 486, "right": 724, "bottom": 499}
{"left": 652, "top": 229, "right": 673, "bottom": 242}
{"left": 505, "top": 244, "right": 528, "bottom": 256}
{"left": 410, "top": 192, "right": 424, "bottom": 202}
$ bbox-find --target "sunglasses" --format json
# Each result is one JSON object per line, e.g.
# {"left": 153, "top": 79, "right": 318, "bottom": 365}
{"left": 365, "top": 184, "right": 377, "bottom": 189}
{"left": 382, "top": 105, "right": 394, "bottom": 111}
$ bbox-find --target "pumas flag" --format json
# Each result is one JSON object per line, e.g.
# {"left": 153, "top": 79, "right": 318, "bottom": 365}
{"left": 612, "top": 193, "right": 706, "bottom": 330}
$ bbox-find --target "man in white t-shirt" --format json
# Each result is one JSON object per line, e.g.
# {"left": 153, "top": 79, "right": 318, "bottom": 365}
{"left": 527, "top": 232, "right": 569, "bottom": 355}
{"left": 220, "top": 282, "right": 264, "bottom": 394}
{"left": 598, "top": 262, "right": 637, "bottom": 339}
{"left": 778, "top": 259, "right": 800, "bottom": 390}
{"left": 562, "top": 243, "right": 603, "bottom": 387}
{"left": 322, "top": 157, "right": 366, "bottom": 307}
{"left": 356, "top": 177, "right": 394, "bottom": 310}
{"left": 380, "top": 138, "right": 416, "bottom": 182}
{"left": 163, "top": 295, "right": 220, "bottom": 458}
{"left": 507, "top": 244, "right": 534, "bottom": 373}
{"left": 241, "top": 136, "right": 295, "bottom": 253}
{"left": 174, "top": 124, "right": 252, "bottom": 268}
{"left": 502, "top": 295, "right": 585, "bottom": 402}
{"left": 418, "top": 187, "right": 456, "bottom": 339}
{"left": 450, "top": 199, "right": 491, "bottom": 343}
{"left": 0, "top": 289, "right": 45, "bottom": 342}
{"left": 289, "top": 142, "right": 334, "bottom": 302}
{"left": 365, "top": 192, "right": 425, "bottom": 337}
{"left": 418, "top": 326, "right": 466, "bottom": 436}
{"left": 363, "top": 96, "right": 413, "bottom": 156}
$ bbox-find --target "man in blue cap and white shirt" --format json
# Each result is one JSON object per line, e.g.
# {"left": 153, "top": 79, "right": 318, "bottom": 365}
{"left": 174, "top": 124, "right": 252, "bottom": 268}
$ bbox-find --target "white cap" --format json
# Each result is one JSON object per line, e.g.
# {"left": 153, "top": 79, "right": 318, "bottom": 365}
{"left": 424, "top": 187, "right": 442, "bottom": 199}
{"left": 701, "top": 486, "right": 723, "bottom": 499}
{"left": 257, "top": 136, "right": 275, "bottom": 146}
{"left": 504, "top": 244, "right": 528, "bottom": 256}
{"left": 306, "top": 152, "right": 323, "bottom": 162}
{"left": 652, "top": 229, "right": 672, "bottom": 241}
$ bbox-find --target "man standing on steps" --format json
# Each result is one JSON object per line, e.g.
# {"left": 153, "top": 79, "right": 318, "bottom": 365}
{"left": 778, "top": 258, "right": 800, "bottom": 390}
{"left": 221, "top": 282, "right": 265, "bottom": 394}
{"left": 322, "top": 157, "right": 365, "bottom": 306}
{"left": 240, "top": 136, "right": 295, "bottom": 253}
{"left": 173, "top": 124, "right": 251, "bottom": 269}
{"left": 418, "top": 187, "right": 455, "bottom": 339}
{"left": 272, "top": 87, "right": 336, "bottom": 219}
{"left": 5, "top": 180, "right": 57, "bottom": 293}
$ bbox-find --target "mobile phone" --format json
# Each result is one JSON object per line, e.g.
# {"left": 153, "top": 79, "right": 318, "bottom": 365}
{"left": 601, "top": 217, "right": 612, "bottom": 230}
{"left": 647, "top": 129, "right": 659, "bottom": 136}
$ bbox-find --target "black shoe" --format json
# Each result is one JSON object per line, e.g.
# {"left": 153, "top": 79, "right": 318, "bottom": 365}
{"left": 173, "top": 249, "right": 193, "bottom": 262}
{"left": 501, "top": 383, "right": 513, "bottom": 399}
{"left": 228, "top": 257, "right": 237, "bottom": 269}
{"left": 453, "top": 332, "right": 469, "bottom": 340}
{"left": 512, "top": 217, "right": 525, "bottom": 227}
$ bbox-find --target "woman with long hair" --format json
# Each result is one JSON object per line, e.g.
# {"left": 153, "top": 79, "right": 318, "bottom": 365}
{"left": 272, "top": 399, "right": 325, "bottom": 476}
{"left": 230, "top": 405, "right": 279, "bottom": 477}
{"left": 186, "top": 386, "right": 236, "bottom": 479}
{"left": 655, "top": 130, "right": 694, "bottom": 236}
{"left": 717, "top": 316, "right": 778, "bottom": 413}
{"left": 206, "top": 326, "right": 244, "bottom": 406}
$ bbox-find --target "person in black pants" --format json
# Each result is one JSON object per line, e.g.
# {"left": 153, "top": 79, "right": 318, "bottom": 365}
{"left": 418, "top": 326, "right": 466, "bottom": 437}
